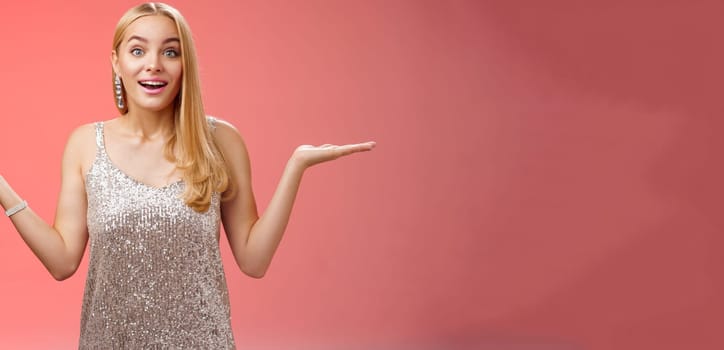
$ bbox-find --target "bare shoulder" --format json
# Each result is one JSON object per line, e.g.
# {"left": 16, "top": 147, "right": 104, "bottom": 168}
{"left": 63, "top": 123, "right": 98, "bottom": 175}
{"left": 210, "top": 116, "right": 240, "bottom": 136}
{"left": 209, "top": 117, "right": 249, "bottom": 154}
{"left": 68, "top": 122, "right": 96, "bottom": 140}
{"left": 65, "top": 123, "right": 97, "bottom": 152}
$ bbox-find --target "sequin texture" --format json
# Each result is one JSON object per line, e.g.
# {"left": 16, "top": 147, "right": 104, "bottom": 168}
{"left": 79, "top": 121, "right": 235, "bottom": 349}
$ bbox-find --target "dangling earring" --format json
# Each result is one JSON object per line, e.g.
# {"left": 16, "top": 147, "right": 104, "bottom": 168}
{"left": 114, "top": 74, "right": 125, "bottom": 109}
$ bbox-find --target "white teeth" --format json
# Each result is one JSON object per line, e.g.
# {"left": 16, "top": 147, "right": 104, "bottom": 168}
{"left": 141, "top": 81, "right": 166, "bottom": 86}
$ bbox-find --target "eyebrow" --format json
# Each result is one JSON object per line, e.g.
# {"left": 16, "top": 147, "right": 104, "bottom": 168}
{"left": 127, "top": 35, "right": 180, "bottom": 44}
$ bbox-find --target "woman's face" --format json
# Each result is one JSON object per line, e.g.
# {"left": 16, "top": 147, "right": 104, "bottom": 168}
{"left": 112, "top": 15, "right": 182, "bottom": 114}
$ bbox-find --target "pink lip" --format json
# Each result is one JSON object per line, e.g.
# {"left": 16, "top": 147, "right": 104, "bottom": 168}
{"left": 140, "top": 85, "right": 166, "bottom": 95}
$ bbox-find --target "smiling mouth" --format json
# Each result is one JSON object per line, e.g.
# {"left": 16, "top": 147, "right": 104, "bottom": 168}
{"left": 138, "top": 81, "right": 168, "bottom": 90}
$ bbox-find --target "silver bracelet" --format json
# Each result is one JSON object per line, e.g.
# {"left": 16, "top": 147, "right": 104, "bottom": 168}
{"left": 5, "top": 200, "right": 28, "bottom": 217}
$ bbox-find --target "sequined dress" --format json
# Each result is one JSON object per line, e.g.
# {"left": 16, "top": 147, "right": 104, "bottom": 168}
{"left": 79, "top": 121, "right": 236, "bottom": 349}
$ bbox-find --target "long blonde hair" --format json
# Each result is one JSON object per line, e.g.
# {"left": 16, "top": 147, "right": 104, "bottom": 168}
{"left": 112, "top": 2, "right": 229, "bottom": 212}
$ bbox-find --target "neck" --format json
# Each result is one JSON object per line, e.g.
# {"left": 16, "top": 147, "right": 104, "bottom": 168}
{"left": 120, "top": 106, "right": 175, "bottom": 142}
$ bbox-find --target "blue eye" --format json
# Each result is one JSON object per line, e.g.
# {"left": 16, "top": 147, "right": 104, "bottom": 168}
{"left": 131, "top": 48, "right": 143, "bottom": 56}
{"left": 164, "top": 49, "right": 179, "bottom": 57}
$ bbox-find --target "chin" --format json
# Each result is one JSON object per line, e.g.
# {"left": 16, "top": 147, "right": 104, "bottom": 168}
{"left": 130, "top": 99, "right": 177, "bottom": 113}
{"left": 146, "top": 103, "right": 175, "bottom": 112}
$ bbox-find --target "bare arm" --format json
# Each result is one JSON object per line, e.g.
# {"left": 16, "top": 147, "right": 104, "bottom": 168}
{"left": 0, "top": 125, "right": 92, "bottom": 280}
{"left": 214, "top": 120, "right": 375, "bottom": 278}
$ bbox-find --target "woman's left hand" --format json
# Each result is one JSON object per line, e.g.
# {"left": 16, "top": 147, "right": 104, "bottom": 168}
{"left": 291, "top": 141, "right": 376, "bottom": 169}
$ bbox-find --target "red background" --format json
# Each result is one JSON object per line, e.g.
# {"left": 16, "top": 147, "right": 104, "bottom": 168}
{"left": 0, "top": 0, "right": 722, "bottom": 349}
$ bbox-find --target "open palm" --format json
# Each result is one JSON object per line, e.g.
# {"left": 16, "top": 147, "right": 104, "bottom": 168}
{"left": 293, "top": 141, "right": 376, "bottom": 168}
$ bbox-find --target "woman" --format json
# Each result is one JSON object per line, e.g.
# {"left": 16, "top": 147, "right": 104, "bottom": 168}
{"left": 0, "top": 2, "right": 374, "bottom": 348}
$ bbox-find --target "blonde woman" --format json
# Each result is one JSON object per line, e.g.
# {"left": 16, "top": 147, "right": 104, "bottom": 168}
{"left": 0, "top": 2, "right": 374, "bottom": 348}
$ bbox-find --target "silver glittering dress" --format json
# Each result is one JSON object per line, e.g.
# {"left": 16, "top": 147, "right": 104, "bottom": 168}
{"left": 79, "top": 121, "right": 236, "bottom": 349}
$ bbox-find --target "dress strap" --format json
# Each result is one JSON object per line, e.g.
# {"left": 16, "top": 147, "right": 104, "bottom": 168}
{"left": 94, "top": 122, "right": 106, "bottom": 152}
{"left": 206, "top": 115, "right": 217, "bottom": 132}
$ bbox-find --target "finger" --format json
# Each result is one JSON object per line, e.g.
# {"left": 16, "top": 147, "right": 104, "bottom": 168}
{"left": 362, "top": 141, "right": 376, "bottom": 149}
{"left": 347, "top": 141, "right": 376, "bottom": 151}
{"left": 335, "top": 143, "right": 375, "bottom": 156}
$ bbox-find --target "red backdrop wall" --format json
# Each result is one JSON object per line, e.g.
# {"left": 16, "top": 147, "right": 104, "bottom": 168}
{"left": 0, "top": 0, "right": 721, "bottom": 349}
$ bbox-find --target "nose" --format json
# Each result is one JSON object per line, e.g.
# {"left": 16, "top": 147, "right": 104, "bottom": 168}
{"left": 145, "top": 53, "right": 162, "bottom": 72}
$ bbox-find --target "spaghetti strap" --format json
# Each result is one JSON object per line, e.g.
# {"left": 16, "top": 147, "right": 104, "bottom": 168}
{"left": 94, "top": 122, "right": 105, "bottom": 152}
{"left": 206, "top": 115, "right": 217, "bottom": 131}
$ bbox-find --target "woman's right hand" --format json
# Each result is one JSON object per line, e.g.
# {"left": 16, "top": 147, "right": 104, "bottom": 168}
{"left": 0, "top": 124, "right": 95, "bottom": 281}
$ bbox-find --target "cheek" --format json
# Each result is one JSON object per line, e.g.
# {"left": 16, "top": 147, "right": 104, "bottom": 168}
{"left": 119, "top": 61, "right": 143, "bottom": 79}
{"left": 170, "top": 65, "right": 183, "bottom": 88}
{"left": 171, "top": 63, "right": 183, "bottom": 81}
